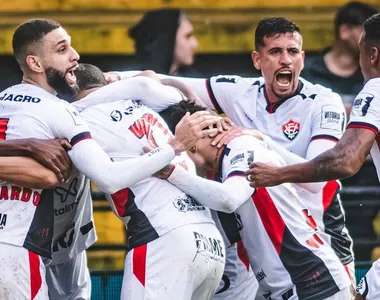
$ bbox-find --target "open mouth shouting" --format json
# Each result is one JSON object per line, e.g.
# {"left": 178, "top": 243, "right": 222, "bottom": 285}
{"left": 65, "top": 64, "right": 79, "bottom": 85}
{"left": 275, "top": 69, "right": 293, "bottom": 89}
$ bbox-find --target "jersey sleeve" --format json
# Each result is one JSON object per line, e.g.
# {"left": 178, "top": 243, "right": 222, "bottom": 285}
{"left": 73, "top": 76, "right": 184, "bottom": 113}
{"left": 310, "top": 91, "right": 346, "bottom": 143}
{"left": 207, "top": 75, "right": 254, "bottom": 114}
{"left": 347, "top": 78, "right": 380, "bottom": 135}
{"left": 47, "top": 101, "right": 92, "bottom": 146}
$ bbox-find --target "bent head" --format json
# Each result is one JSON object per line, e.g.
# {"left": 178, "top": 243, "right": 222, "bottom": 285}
{"left": 12, "top": 19, "right": 80, "bottom": 95}
{"left": 73, "top": 63, "right": 108, "bottom": 100}
{"left": 359, "top": 13, "right": 380, "bottom": 83}
{"left": 252, "top": 17, "right": 304, "bottom": 102}
{"left": 160, "top": 101, "right": 220, "bottom": 172}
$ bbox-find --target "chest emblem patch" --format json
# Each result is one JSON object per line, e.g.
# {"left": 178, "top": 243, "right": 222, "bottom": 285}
{"left": 282, "top": 119, "right": 300, "bottom": 140}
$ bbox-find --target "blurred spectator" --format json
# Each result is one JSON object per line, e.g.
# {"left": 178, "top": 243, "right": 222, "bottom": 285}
{"left": 302, "top": 2, "right": 377, "bottom": 109}
{"left": 129, "top": 8, "right": 199, "bottom": 76}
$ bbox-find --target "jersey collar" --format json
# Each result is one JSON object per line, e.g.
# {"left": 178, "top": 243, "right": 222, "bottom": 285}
{"left": 262, "top": 80, "right": 304, "bottom": 114}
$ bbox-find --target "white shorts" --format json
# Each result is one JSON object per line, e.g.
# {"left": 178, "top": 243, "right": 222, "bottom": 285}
{"left": 214, "top": 240, "right": 258, "bottom": 300}
{"left": 121, "top": 222, "right": 225, "bottom": 300}
{"left": 45, "top": 250, "right": 91, "bottom": 300}
{"left": 0, "top": 243, "right": 48, "bottom": 300}
{"left": 357, "top": 259, "right": 380, "bottom": 300}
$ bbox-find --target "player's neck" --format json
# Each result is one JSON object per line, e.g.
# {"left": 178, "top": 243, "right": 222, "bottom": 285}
{"left": 205, "top": 145, "right": 225, "bottom": 172}
{"left": 21, "top": 74, "right": 56, "bottom": 95}
{"left": 264, "top": 86, "right": 282, "bottom": 104}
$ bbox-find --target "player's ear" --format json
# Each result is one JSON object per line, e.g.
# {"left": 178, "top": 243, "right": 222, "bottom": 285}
{"left": 26, "top": 55, "right": 44, "bottom": 74}
{"left": 252, "top": 51, "right": 261, "bottom": 71}
{"left": 370, "top": 46, "right": 379, "bottom": 67}
{"left": 189, "top": 145, "right": 197, "bottom": 153}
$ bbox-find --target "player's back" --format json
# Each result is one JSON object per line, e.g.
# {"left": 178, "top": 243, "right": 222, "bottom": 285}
{"left": 80, "top": 99, "right": 214, "bottom": 250}
{"left": 0, "top": 84, "right": 93, "bottom": 259}
{"left": 220, "top": 136, "right": 350, "bottom": 300}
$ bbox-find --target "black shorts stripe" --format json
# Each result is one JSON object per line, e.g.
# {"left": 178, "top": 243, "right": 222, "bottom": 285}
{"left": 70, "top": 131, "right": 92, "bottom": 146}
{"left": 206, "top": 78, "right": 224, "bottom": 114}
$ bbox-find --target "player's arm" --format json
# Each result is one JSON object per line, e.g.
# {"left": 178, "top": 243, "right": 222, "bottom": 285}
{"left": 247, "top": 127, "right": 374, "bottom": 186}
{"left": 115, "top": 71, "right": 248, "bottom": 114}
{"left": 0, "top": 138, "right": 72, "bottom": 183}
{"left": 167, "top": 166, "right": 254, "bottom": 213}
{"left": 74, "top": 76, "right": 185, "bottom": 113}
{"left": 51, "top": 105, "right": 219, "bottom": 194}
{"left": 0, "top": 157, "right": 58, "bottom": 189}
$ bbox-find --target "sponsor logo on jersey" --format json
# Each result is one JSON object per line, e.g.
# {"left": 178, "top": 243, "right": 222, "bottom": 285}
{"left": 0, "top": 93, "right": 41, "bottom": 103}
{"left": 282, "top": 119, "right": 300, "bottom": 140}
{"left": 0, "top": 213, "right": 7, "bottom": 229}
{"left": 281, "top": 288, "right": 294, "bottom": 300}
{"left": 262, "top": 291, "right": 272, "bottom": 300}
{"left": 215, "top": 76, "right": 239, "bottom": 84}
{"left": 193, "top": 231, "right": 224, "bottom": 262}
{"left": 352, "top": 93, "right": 374, "bottom": 116}
{"left": 110, "top": 110, "right": 122, "bottom": 122}
{"left": 320, "top": 105, "right": 344, "bottom": 131}
{"left": 256, "top": 269, "right": 267, "bottom": 282}
{"left": 230, "top": 153, "right": 245, "bottom": 165}
{"left": 173, "top": 195, "right": 205, "bottom": 212}
{"left": 356, "top": 276, "right": 368, "bottom": 297}
{"left": 54, "top": 178, "right": 81, "bottom": 216}
{"left": 0, "top": 185, "right": 40, "bottom": 206}
{"left": 124, "top": 100, "right": 143, "bottom": 115}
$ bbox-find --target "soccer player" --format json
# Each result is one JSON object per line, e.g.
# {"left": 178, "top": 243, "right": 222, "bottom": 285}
{"left": 81, "top": 66, "right": 259, "bottom": 300}
{"left": 154, "top": 100, "right": 352, "bottom": 300}
{"left": 69, "top": 63, "right": 226, "bottom": 300}
{"left": 111, "top": 16, "right": 356, "bottom": 295}
{"left": 245, "top": 13, "right": 380, "bottom": 300}
{"left": 0, "top": 19, "right": 218, "bottom": 300}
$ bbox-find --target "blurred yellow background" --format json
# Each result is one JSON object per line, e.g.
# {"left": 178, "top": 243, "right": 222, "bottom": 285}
{"left": 0, "top": 0, "right": 378, "bottom": 54}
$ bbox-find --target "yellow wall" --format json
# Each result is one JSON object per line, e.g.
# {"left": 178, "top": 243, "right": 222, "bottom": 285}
{"left": 0, "top": 0, "right": 378, "bottom": 53}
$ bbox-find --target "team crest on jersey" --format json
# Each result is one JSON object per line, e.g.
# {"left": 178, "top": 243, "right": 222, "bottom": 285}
{"left": 282, "top": 119, "right": 300, "bottom": 140}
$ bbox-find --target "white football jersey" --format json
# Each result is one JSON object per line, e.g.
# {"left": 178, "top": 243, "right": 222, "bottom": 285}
{"left": 206, "top": 75, "right": 353, "bottom": 265}
{"left": 0, "top": 84, "right": 96, "bottom": 259}
{"left": 220, "top": 135, "right": 350, "bottom": 300}
{"left": 348, "top": 78, "right": 380, "bottom": 181}
{"left": 80, "top": 100, "right": 214, "bottom": 250}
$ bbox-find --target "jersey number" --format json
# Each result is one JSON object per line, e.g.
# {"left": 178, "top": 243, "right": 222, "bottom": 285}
{"left": 0, "top": 118, "right": 9, "bottom": 140}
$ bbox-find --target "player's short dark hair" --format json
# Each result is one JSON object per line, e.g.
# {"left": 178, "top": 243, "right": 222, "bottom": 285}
{"left": 74, "top": 63, "right": 108, "bottom": 91}
{"left": 12, "top": 19, "right": 61, "bottom": 66}
{"left": 335, "top": 2, "right": 377, "bottom": 39}
{"left": 255, "top": 17, "right": 300, "bottom": 50}
{"left": 159, "top": 100, "right": 207, "bottom": 134}
{"left": 363, "top": 13, "right": 380, "bottom": 46}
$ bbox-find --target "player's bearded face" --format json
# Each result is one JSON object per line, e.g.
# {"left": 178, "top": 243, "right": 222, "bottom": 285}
{"left": 45, "top": 66, "right": 78, "bottom": 97}
{"left": 254, "top": 33, "right": 305, "bottom": 101}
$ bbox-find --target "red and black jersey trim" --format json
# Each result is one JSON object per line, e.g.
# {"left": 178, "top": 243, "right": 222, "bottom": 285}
{"left": 206, "top": 78, "right": 224, "bottom": 114}
{"left": 226, "top": 170, "right": 246, "bottom": 179}
{"left": 347, "top": 122, "right": 379, "bottom": 135}
{"left": 311, "top": 135, "right": 339, "bottom": 143}
{"left": 70, "top": 131, "right": 92, "bottom": 146}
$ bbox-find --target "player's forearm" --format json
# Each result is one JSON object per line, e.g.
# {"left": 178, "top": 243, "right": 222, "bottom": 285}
{"left": 0, "top": 157, "right": 58, "bottom": 189}
{"left": 69, "top": 139, "right": 176, "bottom": 194}
{"left": 167, "top": 166, "right": 251, "bottom": 213}
{"left": 0, "top": 139, "right": 33, "bottom": 157}
{"left": 277, "top": 145, "right": 363, "bottom": 184}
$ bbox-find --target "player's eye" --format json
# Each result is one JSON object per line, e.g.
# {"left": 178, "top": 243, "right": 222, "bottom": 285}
{"left": 58, "top": 46, "right": 66, "bottom": 53}
{"left": 270, "top": 49, "right": 281, "bottom": 55}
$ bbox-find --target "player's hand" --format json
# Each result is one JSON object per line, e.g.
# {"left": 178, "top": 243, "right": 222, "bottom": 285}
{"left": 245, "top": 162, "right": 282, "bottom": 188}
{"left": 28, "top": 138, "right": 73, "bottom": 183}
{"left": 168, "top": 111, "right": 219, "bottom": 154}
{"left": 211, "top": 127, "right": 264, "bottom": 148}
{"left": 103, "top": 72, "right": 121, "bottom": 83}
{"left": 142, "top": 146, "right": 175, "bottom": 179}
{"left": 208, "top": 117, "right": 234, "bottom": 138}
